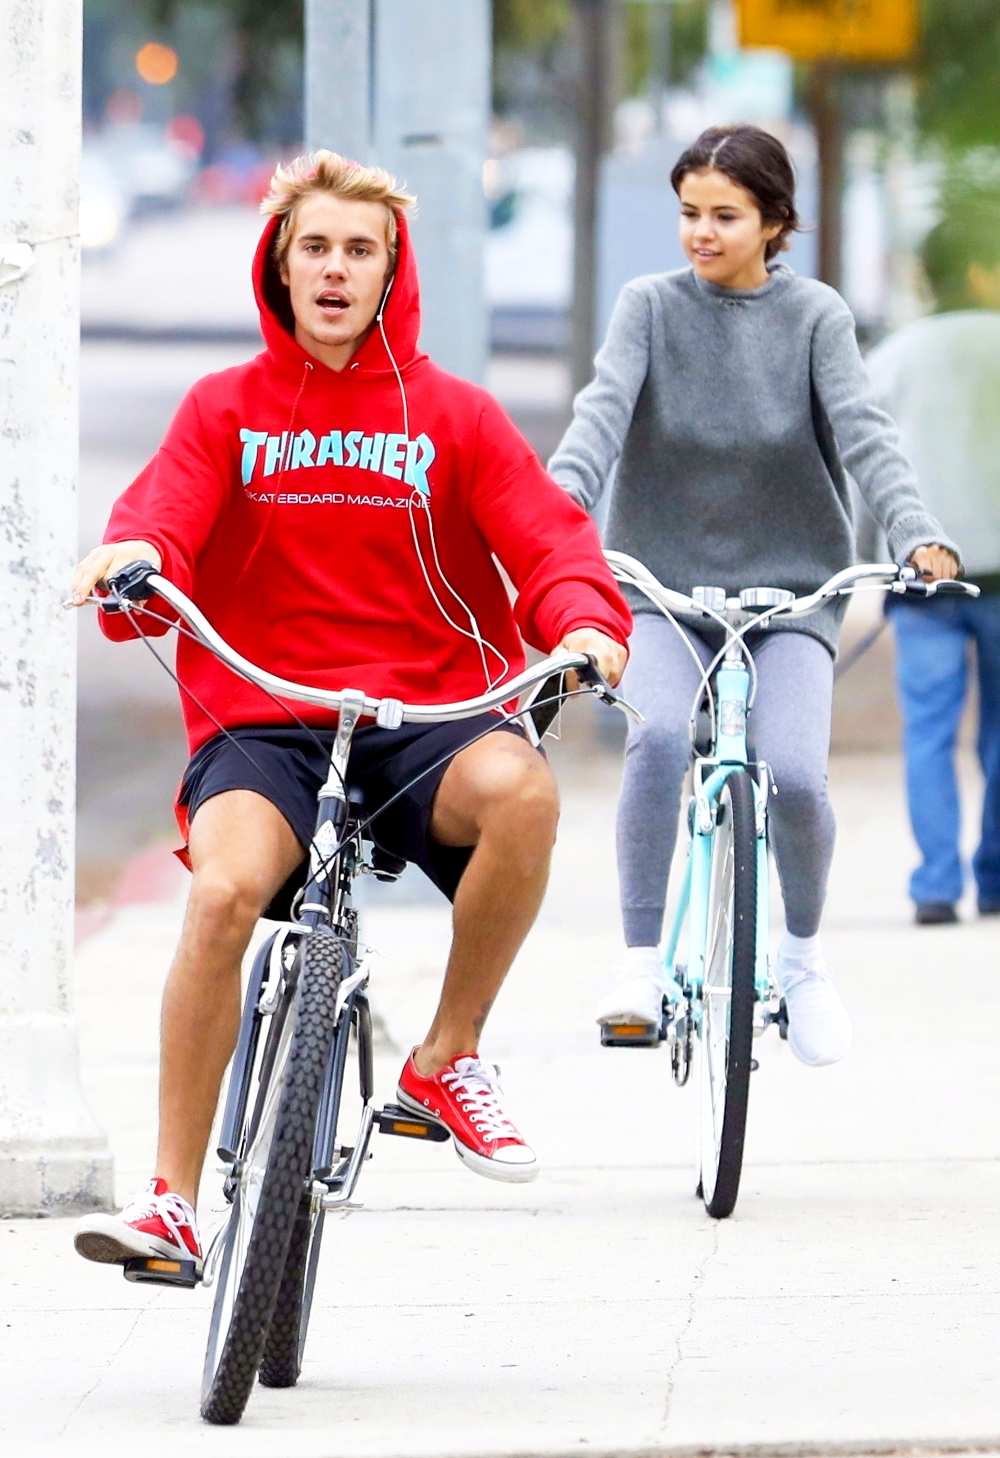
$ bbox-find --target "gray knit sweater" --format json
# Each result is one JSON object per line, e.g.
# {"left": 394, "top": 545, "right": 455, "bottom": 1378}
{"left": 548, "top": 263, "right": 958, "bottom": 653}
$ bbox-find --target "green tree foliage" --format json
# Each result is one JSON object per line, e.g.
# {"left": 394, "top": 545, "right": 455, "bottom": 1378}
{"left": 119, "top": 0, "right": 303, "bottom": 140}
{"left": 493, "top": 0, "right": 710, "bottom": 92}
{"left": 493, "top": 0, "right": 570, "bottom": 51}
{"left": 623, "top": 1, "right": 709, "bottom": 95}
{"left": 913, "top": 0, "right": 1000, "bottom": 154}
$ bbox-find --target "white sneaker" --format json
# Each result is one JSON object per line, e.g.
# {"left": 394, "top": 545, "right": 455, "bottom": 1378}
{"left": 776, "top": 950, "right": 852, "bottom": 1067}
{"left": 596, "top": 948, "right": 665, "bottom": 1027}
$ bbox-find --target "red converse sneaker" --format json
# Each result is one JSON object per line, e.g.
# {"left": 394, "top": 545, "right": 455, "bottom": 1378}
{"left": 397, "top": 1049, "right": 539, "bottom": 1183}
{"left": 74, "top": 1178, "right": 203, "bottom": 1273}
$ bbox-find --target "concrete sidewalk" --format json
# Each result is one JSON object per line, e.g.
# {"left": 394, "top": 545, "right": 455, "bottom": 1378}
{"left": 4, "top": 748, "right": 1000, "bottom": 1457}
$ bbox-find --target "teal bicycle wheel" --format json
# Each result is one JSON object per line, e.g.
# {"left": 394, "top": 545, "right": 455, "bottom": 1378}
{"left": 698, "top": 768, "right": 757, "bottom": 1218}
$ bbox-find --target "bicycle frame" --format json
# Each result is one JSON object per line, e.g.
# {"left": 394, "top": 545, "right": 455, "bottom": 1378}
{"left": 97, "top": 561, "right": 637, "bottom": 1287}
{"left": 213, "top": 707, "right": 383, "bottom": 1243}
{"left": 662, "top": 658, "right": 771, "bottom": 1014}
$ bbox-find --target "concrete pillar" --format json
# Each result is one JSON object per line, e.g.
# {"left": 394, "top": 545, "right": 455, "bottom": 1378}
{"left": 0, "top": 0, "right": 113, "bottom": 1214}
{"left": 305, "top": 0, "right": 489, "bottom": 383}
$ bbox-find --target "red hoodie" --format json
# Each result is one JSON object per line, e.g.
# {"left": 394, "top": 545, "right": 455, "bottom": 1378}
{"left": 101, "top": 207, "right": 631, "bottom": 755}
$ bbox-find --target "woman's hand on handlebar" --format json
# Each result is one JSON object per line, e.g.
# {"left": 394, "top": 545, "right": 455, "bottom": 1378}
{"left": 70, "top": 541, "right": 162, "bottom": 606}
{"left": 558, "top": 627, "right": 628, "bottom": 688}
{"left": 909, "top": 544, "right": 960, "bottom": 583}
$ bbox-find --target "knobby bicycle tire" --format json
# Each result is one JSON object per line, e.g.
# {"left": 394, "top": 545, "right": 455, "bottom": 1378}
{"left": 257, "top": 1192, "right": 326, "bottom": 1388}
{"left": 260, "top": 989, "right": 370, "bottom": 1386}
{"left": 201, "top": 928, "right": 343, "bottom": 1425}
{"left": 699, "top": 768, "right": 757, "bottom": 1219}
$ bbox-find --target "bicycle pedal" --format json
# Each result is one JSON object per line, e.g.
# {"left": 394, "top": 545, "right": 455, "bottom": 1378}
{"left": 600, "top": 1020, "right": 662, "bottom": 1048}
{"left": 375, "top": 1103, "right": 450, "bottom": 1143}
{"left": 123, "top": 1256, "right": 201, "bottom": 1289}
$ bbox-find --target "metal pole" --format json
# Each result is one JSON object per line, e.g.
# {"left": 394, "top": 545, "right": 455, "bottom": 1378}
{"left": 304, "top": 0, "right": 373, "bottom": 161}
{"left": 571, "top": 0, "right": 615, "bottom": 397}
{"left": 305, "top": 0, "right": 489, "bottom": 382}
{"left": 649, "top": 0, "right": 673, "bottom": 132}
{"left": 0, "top": 0, "right": 113, "bottom": 1214}
{"left": 810, "top": 61, "right": 844, "bottom": 290}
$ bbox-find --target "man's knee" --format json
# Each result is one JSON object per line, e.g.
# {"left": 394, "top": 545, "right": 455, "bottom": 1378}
{"left": 479, "top": 756, "right": 561, "bottom": 858}
{"left": 185, "top": 865, "right": 271, "bottom": 943}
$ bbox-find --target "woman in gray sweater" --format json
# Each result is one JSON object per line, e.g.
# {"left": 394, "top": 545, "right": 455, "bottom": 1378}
{"left": 548, "top": 124, "right": 959, "bottom": 1066}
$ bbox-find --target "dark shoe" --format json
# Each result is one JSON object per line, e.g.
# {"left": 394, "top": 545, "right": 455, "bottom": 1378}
{"left": 915, "top": 902, "right": 959, "bottom": 926}
{"left": 978, "top": 896, "right": 1000, "bottom": 917}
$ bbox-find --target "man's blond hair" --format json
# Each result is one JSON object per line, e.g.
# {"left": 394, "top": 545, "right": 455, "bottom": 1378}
{"left": 261, "top": 149, "right": 416, "bottom": 270}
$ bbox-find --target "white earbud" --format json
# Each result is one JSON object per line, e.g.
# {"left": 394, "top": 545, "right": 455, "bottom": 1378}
{"left": 376, "top": 272, "right": 394, "bottom": 323}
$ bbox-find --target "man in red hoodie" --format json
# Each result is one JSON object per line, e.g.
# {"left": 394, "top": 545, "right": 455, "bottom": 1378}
{"left": 71, "top": 151, "right": 630, "bottom": 1273}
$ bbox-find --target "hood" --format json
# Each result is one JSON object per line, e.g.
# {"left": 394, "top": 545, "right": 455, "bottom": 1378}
{"left": 251, "top": 201, "right": 425, "bottom": 378}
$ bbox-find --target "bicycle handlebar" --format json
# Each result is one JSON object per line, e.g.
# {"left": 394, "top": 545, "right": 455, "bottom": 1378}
{"left": 98, "top": 562, "right": 624, "bottom": 729}
{"left": 605, "top": 551, "right": 980, "bottom": 623}
{"left": 604, "top": 550, "right": 980, "bottom": 728}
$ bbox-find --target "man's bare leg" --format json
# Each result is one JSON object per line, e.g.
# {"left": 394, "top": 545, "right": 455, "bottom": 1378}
{"left": 155, "top": 791, "right": 304, "bottom": 1206}
{"left": 414, "top": 732, "right": 559, "bottom": 1075}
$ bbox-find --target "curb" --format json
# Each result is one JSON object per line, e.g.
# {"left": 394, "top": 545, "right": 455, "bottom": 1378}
{"left": 75, "top": 839, "right": 186, "bottom": 947}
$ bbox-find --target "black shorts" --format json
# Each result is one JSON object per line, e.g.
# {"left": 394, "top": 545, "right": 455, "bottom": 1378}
{"left": 177, "top": 715, "right": 531, "bottom": 920}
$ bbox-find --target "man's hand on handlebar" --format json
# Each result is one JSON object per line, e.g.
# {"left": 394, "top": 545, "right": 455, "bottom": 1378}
{"left": 909, "top": 544, "right": 960, "bottom": 583}
{"left": 558, "top": 627, "right": 628, "bottom": 689}
{"left": 70, "top": 541, "right": 162, "bottom": 607}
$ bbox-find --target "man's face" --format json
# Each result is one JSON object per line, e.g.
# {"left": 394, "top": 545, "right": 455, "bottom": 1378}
{"left": 280, "top": 192, "right": 393, "bottom": 370}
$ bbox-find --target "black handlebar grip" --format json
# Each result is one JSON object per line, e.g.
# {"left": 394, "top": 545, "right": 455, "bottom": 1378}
{"left": 930, "top": 580, "right": 973, "bottom": 596}
{"left": 527, "top": 671, "right": 568, "bottom": 738}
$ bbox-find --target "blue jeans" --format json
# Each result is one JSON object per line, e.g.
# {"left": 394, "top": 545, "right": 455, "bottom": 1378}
{"left": 891, "top": 594, "right": 1000, "bottom": 905}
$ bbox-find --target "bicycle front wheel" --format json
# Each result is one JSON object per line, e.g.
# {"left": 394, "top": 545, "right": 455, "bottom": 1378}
{"left": 201, "top": 927, "right": 343, "bottom": 1425}
{"left": 698, "top": 768, "right": 757, "bottom": 1219}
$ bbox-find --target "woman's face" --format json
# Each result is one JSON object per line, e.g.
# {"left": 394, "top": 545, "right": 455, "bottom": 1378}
{"left": 678, "top": 168, "right": 782, "bottom": 290}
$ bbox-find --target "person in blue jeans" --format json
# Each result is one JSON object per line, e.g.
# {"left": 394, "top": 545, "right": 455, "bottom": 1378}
{"left": 865, "top": 199, "right": 1000, "bottom": 924}
{"left": 890, "top": 597, "right": 1000, "bottom": 920}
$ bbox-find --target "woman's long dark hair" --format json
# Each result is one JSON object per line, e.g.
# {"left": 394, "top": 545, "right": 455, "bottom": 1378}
{"left": 670, "top": 124, "right": 800, "bottom": 261}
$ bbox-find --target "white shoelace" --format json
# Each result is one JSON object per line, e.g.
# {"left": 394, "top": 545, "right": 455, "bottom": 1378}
{"left": 442, "top": 1057, "right": 520, "bottom": 1144}
{"left": 122, "top": 1181, "right": 199, "bottom": 1250}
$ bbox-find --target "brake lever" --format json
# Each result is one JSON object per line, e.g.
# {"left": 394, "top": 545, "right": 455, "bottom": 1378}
{"left": 575, "top": 654, "right": 644, "bottom": 724}
{"left": 100, "top": 559, "right": 159, "bottom": 613}
{"left": 928, "top": 579, "right": 980, "bottom": 598}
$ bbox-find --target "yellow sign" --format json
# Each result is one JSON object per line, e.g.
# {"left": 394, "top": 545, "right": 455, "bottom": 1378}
{"left": 737, "top": 0, "right": 917, "bottom": 63}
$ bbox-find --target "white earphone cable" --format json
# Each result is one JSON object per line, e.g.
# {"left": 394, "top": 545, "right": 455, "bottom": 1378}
{"left": 377, "top": 283, "right": 510, "bottom": 693}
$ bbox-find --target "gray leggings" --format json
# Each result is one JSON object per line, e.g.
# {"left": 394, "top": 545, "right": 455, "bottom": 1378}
{"left": 618, "top": 613, "right": 836, "bottom": 945}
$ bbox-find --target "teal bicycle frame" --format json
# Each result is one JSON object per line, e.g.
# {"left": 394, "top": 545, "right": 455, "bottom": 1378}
{"left": 662, "top": 656, "right": 772, "bottom": 1016}
{"left": 602, "top": 550, "right": 980, "bottom": 1216}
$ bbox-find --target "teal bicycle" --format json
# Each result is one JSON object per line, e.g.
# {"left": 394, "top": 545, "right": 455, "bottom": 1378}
{"left": 602, "top": 552, "right": 979, "bottom": 1219}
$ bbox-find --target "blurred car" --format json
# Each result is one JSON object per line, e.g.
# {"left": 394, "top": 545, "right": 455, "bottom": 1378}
{"left": 80, "top": 146, "right": 128, "bottom": 253}
{"left": 93, "top": 123, "right": 196, "bottom": 215}
{"left": 485, "top": 146, "right": 573, "bottom": 351}
{"left": 192, "top": 141, "right": 276, "bottom": 208}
